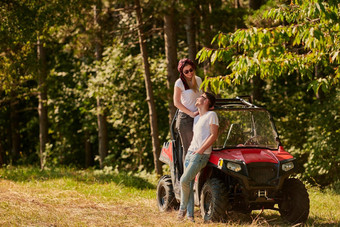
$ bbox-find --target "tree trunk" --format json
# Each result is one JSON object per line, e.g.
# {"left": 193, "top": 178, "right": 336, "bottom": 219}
{"left": 37, "top": 38, "right": 48, "bottom": 170}
{"left": 135, "top": 0, "right": 163, "bottom": 176}
{"left": 234, "top": 0, "right": 241, "bottom": 8}
{"left": 10, "top": 98, "right": 20, "bottom": 164}
{"left": 0, "top": 137, "right": 4, "bottom": 165}
{"left": 94, "top": 3, "right": 108, "bottom": 169}
{"left": 249, "top": 0, "right": 266, "bottom": 102}
{"left": 185, "top": 10, "right": 196, "bottom": 62}
{"left": 199, "top": 2, "right": 213, "bottom": 74}
{"left": 164, "top": 1, "right": 178, "bottom": 124}
{"left": 252, "top": 76, "right": 264, "bottom": 102}
{"left": 97, "top": 98, "right": 108, "bottom": 168}
{"left": 201, "top": 2, "right": 214, "bottom": 47}
{"left": 84, "top": 130, "right": 93, "bottom": 168}
{"left": 249, "top": 0, "right": 264, "bottom": 10}
{"left": 315, "top": 64, "right": 325, "bottom": 101}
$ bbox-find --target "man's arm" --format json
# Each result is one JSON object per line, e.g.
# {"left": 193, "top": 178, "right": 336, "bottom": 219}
{"left": 194, "top": 124, "right": 219, "bottom": 155}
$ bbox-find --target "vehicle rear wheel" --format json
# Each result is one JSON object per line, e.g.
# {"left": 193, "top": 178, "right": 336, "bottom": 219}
{"left": 200, "top": 178, "right": 229, "bottom": 222}
{"left": 279, "top": 178, "right": 310, "bottom": 224}
{"left": 156, "top": 175, "right": 179, "bottom": 212}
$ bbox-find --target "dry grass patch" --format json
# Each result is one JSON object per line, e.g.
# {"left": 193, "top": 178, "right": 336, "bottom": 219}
{"left": 0, "top": 179, "right": 191, "bottom": 226}
{"left": 1, "top": 180, "right": 119, "bottom": 226}
{"left": 0, "top": 179, "right": 289, "bottom": 227}
{"left": 0, "top": 167, "right": 339, "bottom": 226}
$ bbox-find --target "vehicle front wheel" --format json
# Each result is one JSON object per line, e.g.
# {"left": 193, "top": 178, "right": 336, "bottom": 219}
{"left": 200, "top": 178, "right": 229, "bottom": 222}
{"left": 156, "top": 175, "right": 179, "bottom": 212}
{"left": 279, "top": 178, "right": 310, "bottom": 224}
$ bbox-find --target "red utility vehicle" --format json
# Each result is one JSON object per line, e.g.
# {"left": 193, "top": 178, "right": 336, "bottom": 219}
{"left": 157, "top": 97, "right": 310, "bottom": 224}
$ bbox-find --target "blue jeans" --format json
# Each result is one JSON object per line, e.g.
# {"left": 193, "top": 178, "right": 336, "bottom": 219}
{"left": 180, "top": 151, "right": 210, "bottom": 217}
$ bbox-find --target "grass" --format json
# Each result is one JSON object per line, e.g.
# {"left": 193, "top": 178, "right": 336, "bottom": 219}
{"left": 0, "top": 166, "right": 339, "bottom": 226}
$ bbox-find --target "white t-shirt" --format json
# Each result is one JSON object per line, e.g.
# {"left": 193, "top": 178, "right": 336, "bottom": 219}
{"left": 188, "top": 111, "right": 219, "bottom": 155}
{"left": 174, "top": 76, "right": 202, "bottom": 112}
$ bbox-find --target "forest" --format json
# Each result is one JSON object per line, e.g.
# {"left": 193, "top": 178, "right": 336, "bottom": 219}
{"left": 0, "top": 0, "right": 339, "bottom": 188}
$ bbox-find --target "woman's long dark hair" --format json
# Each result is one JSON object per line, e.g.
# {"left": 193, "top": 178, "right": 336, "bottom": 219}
{"left": 177, "top": 58, "right": 198, "bottom": 91}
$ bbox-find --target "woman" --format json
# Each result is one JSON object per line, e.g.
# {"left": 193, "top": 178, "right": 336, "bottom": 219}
{"left": 174, "top": 58, "right": 202, "bottom": 164}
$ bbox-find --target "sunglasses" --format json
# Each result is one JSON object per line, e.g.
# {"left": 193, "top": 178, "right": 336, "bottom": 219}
{"left": 183, "top": 68, "right": 194, "bottom": 74}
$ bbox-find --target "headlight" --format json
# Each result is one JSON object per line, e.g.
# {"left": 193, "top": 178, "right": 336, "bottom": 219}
{"left": 282, "top": 162, "right": 294, "bottom": 171}
{"left": 227, "top": 162, "right": 242, "bottom": 172}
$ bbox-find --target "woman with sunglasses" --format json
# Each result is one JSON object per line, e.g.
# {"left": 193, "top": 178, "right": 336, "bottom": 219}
{"left": 174, "top": 58, "right": 202, "bottom": 165}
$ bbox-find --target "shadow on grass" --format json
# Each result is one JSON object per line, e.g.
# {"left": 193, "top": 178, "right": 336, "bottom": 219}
{"left": 306, "top": 216, "right": 340, "bottom": 227}
{"left": 225, "top": 211, "right": 339, "bottom": 227}
{"left": 224, "top": 211, "right": 288, "bottom": 226}
{"left": 0, "top": 166, "right": 155, "bottom": 190}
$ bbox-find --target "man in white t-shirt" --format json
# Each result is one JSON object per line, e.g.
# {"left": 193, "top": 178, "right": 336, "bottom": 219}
{"left": 177, "top": 92, "right": 219, "bottom": 222}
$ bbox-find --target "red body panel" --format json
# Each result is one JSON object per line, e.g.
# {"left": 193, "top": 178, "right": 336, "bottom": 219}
{"left": 160, "top": 141, "right": 173, "bottom": 162}
{"left": 209, "top": 146, "right": 293, "bottom": 165}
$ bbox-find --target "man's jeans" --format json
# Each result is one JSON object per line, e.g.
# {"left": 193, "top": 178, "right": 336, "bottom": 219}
{"left": 180, "top": 151, "right": 210, "bottom": 217}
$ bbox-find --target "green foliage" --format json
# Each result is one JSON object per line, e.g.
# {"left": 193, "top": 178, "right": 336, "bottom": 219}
{"left": 197, "top": 0, "right": 340, "bottom": 186}
{"left": 263, "top": 77, "right": 340, "bottom": 187}
{"left": 302, "top": 89, "right": 340, "bottom": 186}
{"left": 48, "top": 53, "right": 94, "bottom": 167}
{"left": 198, "top": 0, "right": 340, "bottom": 94}
{"left": 0, "top": 165, "right": 156, "bottom": 189}
{"left": 84, "top": 43, "right": 168, "bottom": 172}
{"left": 1, "top": 0, "right": 338, "bottom": 187}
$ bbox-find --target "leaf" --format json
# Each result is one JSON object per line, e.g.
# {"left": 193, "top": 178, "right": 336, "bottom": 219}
{"left": 212, "top": 78, "right": 219, "bottom": 94}
{"left": 196, "top": 48, "right": 203, "bottom": 61}
{"left": 211, "top": 33, "right": 219, "bottom": 45}
{"left": 307, "top": 80, "right": 322, "bottom": 94}
{"left": 200, "top": 79, "right": 209, "bottom": 92}
{"left": 331, "top": 51, "right": 338, "bottom": 63}
{"left": 207, "top": 49, "right": 213, "bottom": 58}
{"left": 211, "top": 50, "right": 218, "bottom": 64}
{"left": 315, "top": 2, "right": 321, "bottom": 15}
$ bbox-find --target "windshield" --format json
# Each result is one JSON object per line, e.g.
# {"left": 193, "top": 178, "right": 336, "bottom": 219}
{"left": 214, "top": 109, "right": 279, "bottom": 149}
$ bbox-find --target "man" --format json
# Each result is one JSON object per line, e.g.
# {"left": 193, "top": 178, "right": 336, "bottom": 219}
{"left": 177, "top": 92, "right": 219, "bottom": 222}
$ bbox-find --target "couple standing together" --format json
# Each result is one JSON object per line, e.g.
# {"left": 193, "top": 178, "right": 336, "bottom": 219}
{"left": 174, "top": 58, "right": 219, "bottom": 222}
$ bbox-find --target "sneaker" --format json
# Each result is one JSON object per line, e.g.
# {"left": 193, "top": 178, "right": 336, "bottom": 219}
{"left": 187, "top": 216, "right": 195, "bottom": 222}
{"left": 177, "top": 209, "right": 186, "bottom": 220}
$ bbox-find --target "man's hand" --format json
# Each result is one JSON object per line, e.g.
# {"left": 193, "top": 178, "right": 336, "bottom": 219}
{"left": 189, "top": 111, "right": 199, "bottom": 118}
{"left": 193, "top": 150, "right": 202, "bottom": 155}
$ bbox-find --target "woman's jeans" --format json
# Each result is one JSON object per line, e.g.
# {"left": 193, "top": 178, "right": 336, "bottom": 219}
{"left": 176, "top": 112, "right": 194, "bottom": 164}
{"left": 180, "top": 151, "right": 210, "bottom": 217}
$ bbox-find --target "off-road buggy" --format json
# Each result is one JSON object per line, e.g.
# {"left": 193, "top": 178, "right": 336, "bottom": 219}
{"left": 157, "top": 96, "right": 310, "bottom": 224}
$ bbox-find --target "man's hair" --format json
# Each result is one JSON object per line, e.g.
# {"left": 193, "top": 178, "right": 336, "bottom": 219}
{"left": 204, "top": 92, "right": 216, "bottom": 108}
